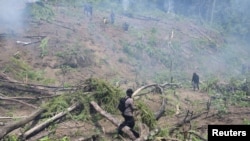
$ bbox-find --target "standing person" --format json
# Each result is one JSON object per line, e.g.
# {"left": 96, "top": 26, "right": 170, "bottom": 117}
{"left": 83, "top": 3, "right": 93, "bottom": 20}
{"left": 192, "top": 72, "right": 199, "bottom": 91}
{"left": 110, "top": 10, "right": 115, "bottom": 24}
{"left": 117, "top": 88, "right": 139, "bottom": 138}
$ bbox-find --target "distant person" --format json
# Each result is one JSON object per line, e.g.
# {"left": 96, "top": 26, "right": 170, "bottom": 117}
{"left": 110, "top": 10, "right": 115, "bottom": 24}
{"left": 122, "top": 22, "right": 129, "bottom": 31}
{"left": 191, "top": 72, "right": 199, "bottom": 91}
{"left": 117, "top": 88, "right": 139, "bottom": 138}
{"left": 84, "top": 3, "right": 93, "bottom": 18}
{"left": 101, "top": 17, "right": 108, "bottom": 31}
{"left": 103, "top": 17, "right": 108, "bottom": 24}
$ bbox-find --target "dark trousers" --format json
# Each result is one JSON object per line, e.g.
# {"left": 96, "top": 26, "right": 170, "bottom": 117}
{"left": 118, "top": 114, "right": 139, "bottom": 138}
{"left": 192, "top": 82, "right": 199, "bottom": 91}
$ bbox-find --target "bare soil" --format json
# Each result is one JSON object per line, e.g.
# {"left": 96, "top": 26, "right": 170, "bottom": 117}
{"left": 0, "top": 3, "right": 249, "bottom": 141}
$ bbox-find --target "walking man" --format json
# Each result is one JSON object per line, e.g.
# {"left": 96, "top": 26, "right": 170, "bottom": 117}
{"left": 192, "top": 72, "right": 199, "bottom": 91}
{"left": 117, "top": 88, "right": 139, "bottom": 138}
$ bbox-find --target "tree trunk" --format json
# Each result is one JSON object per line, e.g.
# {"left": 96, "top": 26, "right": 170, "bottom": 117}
{"left": 169, "top": 111, "right": 208, "bottom": 135}
{"left": 90, "top": 101, "right": 138, "bottom": 140}
{"left": 210, "top": 0, "right": 216, "bottom": 25}
{"left": 0, "top": 108, "right": 45, "bottom": 139}
{"left": 0, "top": 96, "right": 37, "bottom": 109}
{"left": 21, "top": 102, "right": 82, "bottom": 140}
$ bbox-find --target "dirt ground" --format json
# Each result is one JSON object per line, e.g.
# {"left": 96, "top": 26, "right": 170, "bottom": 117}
{"left": 0, "top": 3, "right": 250, "bottom": 141}
{"left": 0, "top": 86, "right": 249, "bottom": 140}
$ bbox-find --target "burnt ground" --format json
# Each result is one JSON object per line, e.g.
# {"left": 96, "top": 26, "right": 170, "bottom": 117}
{"left": 0, "top": 3, "right": 250, "bottom": 141}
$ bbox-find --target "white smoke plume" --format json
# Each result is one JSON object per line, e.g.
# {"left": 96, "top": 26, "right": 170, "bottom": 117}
{"left": 0, "top": 0, "right": 39, "bottom": 32}
{"left": 122, "top": 0, "right": 130, "bottom": 11}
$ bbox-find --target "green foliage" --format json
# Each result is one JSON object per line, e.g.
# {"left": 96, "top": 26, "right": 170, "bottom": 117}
{"left": 43, "top": 95, "right": 71, "bottom": 117}
{"left": 4, "top": 135, "right": 19, "bottom": 141}
{"left": 201, "top": 77, "right": 219, "bottom": 93}
{"left": 204, "top": 76, "right": 250, "bottom": 116}
{"left": 212, "top": 98, "right": 228, "bottom": 115}
{"left": 3, "top": 58, "right": 55, "bottom": 84}
{"left": 42, "top": 78, "right": 124, "bottom": 122}
{"left": 38, "top": 136, "right": 70, "bottom": 141}
{"left": 85, "top": 78, "right": 124, "bottom": 113}
{"left": 156, "top": 127, "right": 169, "bottom": 137}
{"left": 147, "top": 28, "right": 157, "bottom": 46}
{"left": 39, "top": 37, "right": 49, "bottom": 58}
{"left": 227, "top": 91, "right": 250, "bottom": 107}
{"left": 122, "top": 42, "right": 137, "bottom": 58}
{"left": 28, "top": 3, "right": 54, "bottom": 21}
{"left": 243, "top": 118, "right": 250, "bottom": 125}
{"left": 136, "top": 101, "right": 157, "bottom": 129}
{"left": 153, "top": 70, "right": 170, "bottom": 83}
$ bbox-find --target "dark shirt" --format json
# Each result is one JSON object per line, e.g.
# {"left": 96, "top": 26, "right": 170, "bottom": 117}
{"left": 192, "top": 73, "right": 199, "bottom": 84}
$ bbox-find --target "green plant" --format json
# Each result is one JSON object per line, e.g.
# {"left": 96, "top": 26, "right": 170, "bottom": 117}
{"left": 39, "top": 136, "right": 50, "bottom": 141}
{"left": 201, "top": 77, "right": 219, "bottom": 93}
{"left": 4, "top": 58, "right": 55, "bottom": 84}
{"left": 39, "top": 37, "right": 49, "bottom": 58}
{"left": 136, "top": 101, "right": 157, "bottom": 129}
{"left": 28, "top": 3, "right": 55, "bottom": 21}
{"left": 42, "top": 78, "right": 124, "bottom": 121}
{"left": 4, "top": 135, "right": 19, "bottom": 141}
{"left": 243, "top": 118, "right": 250, "bottom": 125}
{"left": 60, "top": 136, "right": 70, "bottom": 141}
{"left": 212, "top": 98, "right": 228, "bottom": 116}
{"left": 156, "top": 127, "right": 169, "bottom": 137}
{"left": 38, "top": 136, "right": 70, "bottom": 141}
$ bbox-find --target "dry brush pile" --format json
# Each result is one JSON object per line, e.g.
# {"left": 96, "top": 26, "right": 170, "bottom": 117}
{"left": 1, "top": 72, "right": 249, "bottom": 141}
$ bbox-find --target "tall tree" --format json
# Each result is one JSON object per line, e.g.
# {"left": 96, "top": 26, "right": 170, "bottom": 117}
{"left": 210, "top": 0, "right": 216, "bottom": 24}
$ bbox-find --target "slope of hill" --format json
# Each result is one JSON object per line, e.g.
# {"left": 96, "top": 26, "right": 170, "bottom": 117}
{"left": 0, "top": 1, "right": 250, "bottom": 141}
{"left": 0, "top": 3, "right": 232, "bottom": 87}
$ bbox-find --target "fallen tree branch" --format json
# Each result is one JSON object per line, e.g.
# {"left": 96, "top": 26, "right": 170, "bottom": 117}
{"left": 132, "top": 83, "right": 167, "bottom": 120}
{"left": 90, "top": 101, "right": 138, "bottom": 140}
{"left": 27, "top": 131, "right": 54, "bottom": 141}
{"left": 241, "top": 98, "right": 250, "bottom": 101}
{"left": 0, "top": 108, "right": 45, "bottom": 139}
{"left": 0, "top": 81, "right": 55, "bottom": 95}
{"left": 160, "top": 82, "right": 182, "bottom": 88}
{"left": 0, "top": 96, "right": 37, "bottom": 109}
{"left": 0, "top": 72, "right": 18, "bottom": 82}
{"left": 0, "top": 116, "right": 28, "bottom": 119}
{"left": 21, "top": 102, "right": 82, "bottom": 140}
{"left": 169, "top": 111, "right": 208, "bottom": 135}
{"left": 23, "top": 35, "right": 47, "bottom": 39}
{"left": 46, "top": 20, "right": 75, "bottom": 32}
{"left": 122, "top": 13, "right": 160, "bottom": 22}
{"left": 132, "top": 83, "right": 158, "bottom": 97}
{"left": 23, "top": 40, "right": 43, "bottom": 46}
{"left": 0, "top": 73, "right": 76, "bottom": 95}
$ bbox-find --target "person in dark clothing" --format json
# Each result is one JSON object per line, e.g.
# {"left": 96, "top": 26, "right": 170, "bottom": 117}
{"left": 122, "top": 22, "right": 129, "bottom": 31}
{"left": 110, "top": 10, "right": 115, "bottom": 24}
{"left": 84, "top": 3, "right": 93, "bottom": 17}
{"left": 192, "top": 72, "right": 199, "bottom": 91}
{"left": 117, "top": 88, "right": 139, "bottom": 138}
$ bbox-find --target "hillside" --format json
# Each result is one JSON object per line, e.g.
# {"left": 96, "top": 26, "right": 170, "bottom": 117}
{"left": 0, "top": 1, "right": 250, "bottom": 141}
{"left": 0, "top": 2, "right": 234, "bottom": 87}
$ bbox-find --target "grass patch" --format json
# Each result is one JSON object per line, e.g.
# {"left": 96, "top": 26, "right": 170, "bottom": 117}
{"left": 3, "top": 57, "right": 55, "bottom": 85}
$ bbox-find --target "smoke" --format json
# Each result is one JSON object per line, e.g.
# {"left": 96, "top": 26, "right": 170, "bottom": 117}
{"left": 0, "top": 0, "right": 39, "bottom": 32}
{"left": 122, "top": 0, "right": 130, "bottom": 12}
{"left": 165, "top": 0, "right": 174, "bottom": 14}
